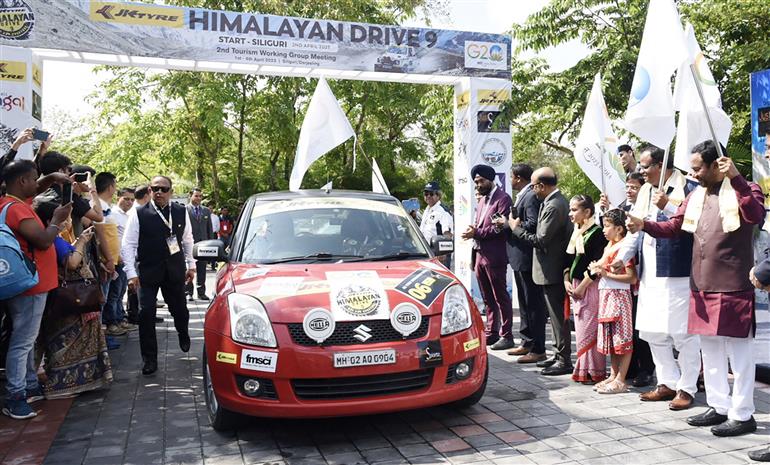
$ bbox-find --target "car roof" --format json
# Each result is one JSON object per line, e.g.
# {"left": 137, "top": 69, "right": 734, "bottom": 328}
{"left": 249, "top": 190, "right": 401, "bottom": 205}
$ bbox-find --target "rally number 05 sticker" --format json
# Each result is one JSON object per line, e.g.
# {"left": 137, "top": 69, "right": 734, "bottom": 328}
{"left": 394, "top": 269, "right": 453, "bottom": 307}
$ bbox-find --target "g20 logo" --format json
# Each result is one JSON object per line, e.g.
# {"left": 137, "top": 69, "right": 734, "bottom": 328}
{"left": 466, "top": 43, "right": 504, "bottom": 62}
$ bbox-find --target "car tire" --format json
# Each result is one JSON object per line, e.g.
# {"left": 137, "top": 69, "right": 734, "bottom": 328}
{"left": 452, "top": 362, "right": 488, "bottom": 408}
{"left": 202, "top": 345, "right": 240, "bottom": 431}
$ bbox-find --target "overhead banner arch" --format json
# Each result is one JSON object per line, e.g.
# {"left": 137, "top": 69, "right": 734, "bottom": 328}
{"left": 0, "top": 0, "right": 512, "bottom": 297}
{"left": 0, "top": 0, "right": 510, "bottom": 83}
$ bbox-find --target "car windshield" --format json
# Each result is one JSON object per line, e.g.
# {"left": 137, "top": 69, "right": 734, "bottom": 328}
{"left": 240, "top": 197, "right": 430, "bottom": 264}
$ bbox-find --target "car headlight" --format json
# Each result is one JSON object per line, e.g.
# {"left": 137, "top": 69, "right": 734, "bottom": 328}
{"left": 227, "top": 293, "right": 277, "bottom": 348}
{"left": 441, "top": 285, "right": 472, "bottom": 336}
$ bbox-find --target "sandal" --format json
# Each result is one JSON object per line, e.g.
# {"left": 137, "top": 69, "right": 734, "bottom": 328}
{"left": 598, "top": 380, "right": 628, "bottom": 394}
{"left": 593, "top": 377, "right": 613, "bottom": 391}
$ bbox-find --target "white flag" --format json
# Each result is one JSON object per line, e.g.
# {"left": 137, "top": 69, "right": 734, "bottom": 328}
{"left": 320, "top": 181, "right": 332, "bottom": 191}
{"left": 672, "top": 23, "right": 732, "bottom": 171}
{"left": 371, "top": 158, "right": 390, "bottom": 195}
{"left": 574, "top": 74, "right": 626, "bottom": 207}
{"left": 289, "top": 78, "right": 355, "bottom": 191}
{"left": 624, "top": 0, "right": 688, "bottom": 149}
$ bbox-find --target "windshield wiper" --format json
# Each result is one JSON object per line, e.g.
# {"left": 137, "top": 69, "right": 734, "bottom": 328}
{"left": 364, "top": 252, "right": 430, "bottom": 262}
{"left": 261, "top": 253, "right": 364, "bottom": 264}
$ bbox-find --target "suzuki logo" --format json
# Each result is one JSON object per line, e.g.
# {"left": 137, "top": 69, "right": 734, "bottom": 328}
{"left": 353, "top": 324, "right": 372, "bottom": 342}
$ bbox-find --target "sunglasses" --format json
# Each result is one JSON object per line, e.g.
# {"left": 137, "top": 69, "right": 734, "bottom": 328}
{"left": 150, "top": 186, "right": 171, "bottom": 193}
{"left": 423, "top": 192, "right": 436, "bottom": 196}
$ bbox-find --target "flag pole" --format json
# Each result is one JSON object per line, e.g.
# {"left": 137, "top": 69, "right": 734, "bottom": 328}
{"left": 658, "top": 146, "right": 671, "bottom": 192}
{"left": 355, "top": 138, "right": 389, "bottom": 194}
{"left": 688, "top": 63, "right": 725, "bottom": 158}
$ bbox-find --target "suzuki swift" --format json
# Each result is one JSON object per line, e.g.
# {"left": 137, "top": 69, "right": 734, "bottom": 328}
{"left": 194, "top": 190, "right": 487, "bottom": 430}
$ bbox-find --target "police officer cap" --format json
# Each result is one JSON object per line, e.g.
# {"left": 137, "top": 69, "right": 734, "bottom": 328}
{"left": 424, "top": 181, "right": 440, "bottom": 192}
{"left": 471, "top": 164, "right": 495, "bottom": 182}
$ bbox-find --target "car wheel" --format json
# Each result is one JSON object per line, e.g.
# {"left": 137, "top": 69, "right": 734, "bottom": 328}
{"left": 202, "top": 345, "right": 240, "bottom": 431}
{"left": 452, "top": 363, "right": 488, "bottom": 408}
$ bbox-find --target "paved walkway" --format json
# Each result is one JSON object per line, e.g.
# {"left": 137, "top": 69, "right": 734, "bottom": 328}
{"left": 29, "top": 273, "right": 770, "bottom": 464}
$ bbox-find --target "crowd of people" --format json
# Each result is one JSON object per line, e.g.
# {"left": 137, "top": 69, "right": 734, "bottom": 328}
{"left": 0, "top": 128, "right": 233, "bottom": 420}
{"left": 467, "top": 138, "right": 770, "bottom": 456}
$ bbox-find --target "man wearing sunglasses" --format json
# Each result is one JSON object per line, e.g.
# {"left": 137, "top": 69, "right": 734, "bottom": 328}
{"left": 419, "top": 181, "right": 453, "bottom": 242}
{"left": 121, "top": 176, "right": 196, "bottom": 375}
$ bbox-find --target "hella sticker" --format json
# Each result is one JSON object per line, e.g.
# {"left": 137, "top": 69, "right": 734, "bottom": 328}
{"left": 302, "top": 308, "right": 335, "bottom": 344}
{"left": 390, "top": 303, "right": 422, "bottom": 337}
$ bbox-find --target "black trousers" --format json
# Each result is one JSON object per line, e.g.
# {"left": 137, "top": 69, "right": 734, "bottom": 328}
{"left": 127, "top": 289, "right": 139, "bottom": 323}
{"left": 514, "top": 270, "right": 546, "bottom": 354}
{"left": 627, "top": 294, "right": 655, "bottom": 378}
{"left": 185, "top": 260, "right": 207, "bottom": 297}
{"left": 542, "top": 283, "right": 572, "bottom": 365}
{"left": 139, "top": 276, "right": 189, "bottom": 362}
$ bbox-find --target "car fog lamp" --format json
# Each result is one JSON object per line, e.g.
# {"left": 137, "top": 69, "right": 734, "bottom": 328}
{"left": 243, "top": 379, "right": 261, "bottom": 395}
{"left": 455, "top": 362, "right": 471, "bottom": 380}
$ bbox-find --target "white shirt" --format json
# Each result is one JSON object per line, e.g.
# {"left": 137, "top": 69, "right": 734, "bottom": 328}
{"left": 112, "top": 205, "right": 131, "bottom": 242}
{"left": 211, "top": 213, "right": 220, "bottom": 234}
{"left": 90, "top": 197, "right": 119, "bottom": 225}
{"left": 121, "top": 202, "right": 196, "bottom": 280}
{"left": 420, "top": 203, "right": 453, "bottom": 242}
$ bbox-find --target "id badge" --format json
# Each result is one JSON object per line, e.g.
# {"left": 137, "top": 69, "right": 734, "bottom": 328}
{"left": 166, "top": 236, "right": 181, "bottom": 255}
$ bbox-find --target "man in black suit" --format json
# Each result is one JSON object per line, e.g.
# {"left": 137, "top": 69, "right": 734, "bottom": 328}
{"left": 494, "top": 164, "right": 547, "bottom": 363}
{"left": 122, "top": 176, "right": 195, "bottom": 375}
{"left": 185, "top": 188, "right": 215, "bottom": 301}
{"left": 509, "top": 167, "right": 573, "bottom": 376}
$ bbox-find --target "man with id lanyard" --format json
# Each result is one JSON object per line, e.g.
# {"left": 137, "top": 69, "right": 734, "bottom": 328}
{"left": 121, "top": 176, "right": 195, "bottom": 375}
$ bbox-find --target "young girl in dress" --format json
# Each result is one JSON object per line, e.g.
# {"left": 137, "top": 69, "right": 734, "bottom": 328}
{"left": 590, "top": 209, "right": 638, "bottom": 394}
{"left": 565, "top": 195, "right": 608, "bottom": 384}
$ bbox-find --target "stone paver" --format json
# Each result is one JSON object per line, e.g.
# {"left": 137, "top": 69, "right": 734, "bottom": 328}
{"left": 37, "top": 271, "right": 770, "bottom": 464}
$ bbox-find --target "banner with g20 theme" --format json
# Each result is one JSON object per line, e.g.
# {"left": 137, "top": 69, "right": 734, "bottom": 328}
{"left": 751, "top": 69, "right": 770, "bottom": 206}
{"left": 0, "top": 46, "right": 42, "bottom": 160}
{"left": 0, "top": 0, "right": 511, "bottom": 79}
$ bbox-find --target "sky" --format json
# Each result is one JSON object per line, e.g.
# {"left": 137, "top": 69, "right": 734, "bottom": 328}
{"left": 41, "top": 0, "right": 589, "bottom": 128}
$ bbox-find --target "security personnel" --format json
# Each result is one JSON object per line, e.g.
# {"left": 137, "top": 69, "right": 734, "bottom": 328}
{"left": 122, "top": 176, "right": 195, "bottom": 375}
{"left": 419, "top": 181, "right": 453, "bottom": 243}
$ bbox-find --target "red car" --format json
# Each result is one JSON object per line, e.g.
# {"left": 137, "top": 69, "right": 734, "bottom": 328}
{"left": 194, "top": 190, "right": 487, "bottom": 430}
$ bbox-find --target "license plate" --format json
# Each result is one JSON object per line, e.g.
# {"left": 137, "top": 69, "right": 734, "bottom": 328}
{"left": 333, "top": 349, "right": 396, "bottom": 368}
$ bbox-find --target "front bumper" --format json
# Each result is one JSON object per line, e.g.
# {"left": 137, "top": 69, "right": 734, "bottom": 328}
{"left": 204, "top": 320, "right": 486, "bottom": 419}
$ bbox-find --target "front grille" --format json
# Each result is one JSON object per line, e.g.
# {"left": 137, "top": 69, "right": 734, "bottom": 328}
{"left": 445, "top": 358, "right": 475, "bottom": 384}
{"left": 287, "top": 317, "right": 430, "bottom": 346}
{"left": 292, "top": 369, "right": 434, "bottom": 400}
{"left": 235, "top": 375, "right": 278, "bottom": 400}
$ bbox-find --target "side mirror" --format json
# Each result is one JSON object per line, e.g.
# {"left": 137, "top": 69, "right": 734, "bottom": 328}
{"left": 193, "top": 239, "right": 227, "bottom": 262}
{"left": 430, "top": 236, "right": 453, "bottom": 256}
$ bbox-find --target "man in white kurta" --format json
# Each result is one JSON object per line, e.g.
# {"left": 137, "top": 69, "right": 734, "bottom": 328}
{"left": 624, "top": 146, "right": 701, "bottom": 410}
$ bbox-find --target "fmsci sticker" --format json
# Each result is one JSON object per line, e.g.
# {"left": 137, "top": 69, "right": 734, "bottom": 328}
{"left": 240, "top": 349, "right": 278, "bottom": 373}
{"left": 395, "top": 269, "right": 453, "bottom": 307}
{"left": 302, "top": 308, "right": 335, "bottom": 344}
{"left": 463, "top": 338, "right": 480, "bottom": 352}
{"left": 215, "top": 351, "right": 237, "bottom": 364}
{"left": 390, "top": 303, "right": 422, "bottom": 337}
{"left": 327, "top": 271, "right": 390, "bottom": 321}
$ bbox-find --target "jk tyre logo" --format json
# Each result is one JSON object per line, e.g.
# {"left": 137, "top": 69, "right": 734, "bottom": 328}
{"left": 0, "top": 60, "right": 25, "bottom": 82}
{"left": 0, "top": 0, "right": 35, "bottom": 40}
{"left": 90, "top": 2, "right": 183, "bottom": 28}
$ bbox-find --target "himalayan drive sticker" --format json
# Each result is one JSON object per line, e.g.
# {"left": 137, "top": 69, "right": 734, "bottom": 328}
{"left": 395, "top": 269, "right": 453, "bottom": 307}
{"left": 326, "top": 270, "right": 390, "bottom": 321}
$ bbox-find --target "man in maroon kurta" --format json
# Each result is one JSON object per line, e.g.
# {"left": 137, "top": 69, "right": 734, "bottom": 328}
{"left": 628, "top": 141, "right": 764, "bottom": 437}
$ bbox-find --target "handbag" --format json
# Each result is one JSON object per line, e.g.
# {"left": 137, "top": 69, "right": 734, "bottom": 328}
{"left": 51, "top": 245, "right": 105, "bottom": 315}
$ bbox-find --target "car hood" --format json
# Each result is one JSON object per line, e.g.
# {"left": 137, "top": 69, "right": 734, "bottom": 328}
{"left": 229, "top": 259, "right": 459, "bottom": 323}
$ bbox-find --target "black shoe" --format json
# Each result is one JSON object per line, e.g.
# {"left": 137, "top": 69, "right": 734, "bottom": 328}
{"left": 748, "top": 447, "right": 770, "bottom": 462}
{"left": 536, "top": 357, "right": 557, "bottom": 368}
{"left": 541, "top": 362, "right": 573, "bottom": 376}
{"left": 155, "top": 317, "right": 164, "bottom": 324}
{"left": 687, "top": 407, "right": 728, "bottom": 427}
{"left": 711, "top": 417, "right": 756, "bottom": 437}
{"left": 187, "top": 295, "right": 194, "bottom": 302}
{"left": 142, "top": 360, "right": 157, "bottom": 375}
{"left": 197, "top": 294, "right": 210, "bottom": 301}
{"left": 485, "top": 336, "right": 500, "bottom": 346}
{"left": 179, "top": 332, "right": 191, "bottom": 353}
{"left": 490, "top": 338, "right": 515, "bottom": 351}
{"left": 157, "top": 302, "right": 166, "bottom": 308}
{"left": 631, "top": 373, "right": 654, "bottom": 388}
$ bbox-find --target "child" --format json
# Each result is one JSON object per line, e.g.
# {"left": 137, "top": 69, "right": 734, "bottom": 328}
{"left": 589, "top": 209, "right": 637, "bottom": 394}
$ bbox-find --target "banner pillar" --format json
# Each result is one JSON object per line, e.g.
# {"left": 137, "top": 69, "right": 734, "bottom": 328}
{"left": 453, "top": 77, "right": 513, "bottom": 308}
{"left": 0, "top": 45, "right": 42, "bottom": 160}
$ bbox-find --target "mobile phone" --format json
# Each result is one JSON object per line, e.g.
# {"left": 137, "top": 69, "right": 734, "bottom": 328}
{"left": 32, "top": 128, "right": 49, "bottom": 141}
{"left": 73, "top": 172, "right": 88, "bottom": 183}
{"left": 61, "top": 182, "right": 73, "bottom": 205}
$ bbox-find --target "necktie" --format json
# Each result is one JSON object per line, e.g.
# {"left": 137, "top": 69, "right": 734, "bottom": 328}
{"left": 195, "top": 206, "right": 201, "bottom": 220}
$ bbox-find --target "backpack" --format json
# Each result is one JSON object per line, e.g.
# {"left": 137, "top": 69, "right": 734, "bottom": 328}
{"left": 0, "top": 201, "right": 39, "bottom": 300}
